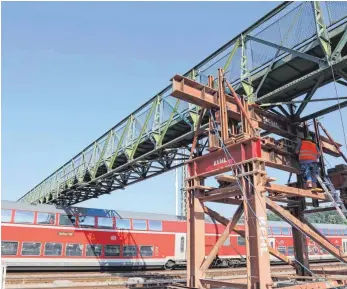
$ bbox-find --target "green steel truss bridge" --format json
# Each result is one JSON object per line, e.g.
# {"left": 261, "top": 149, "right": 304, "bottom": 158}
{"left": 18, "top": 1, "right": 347, "bottom": 205}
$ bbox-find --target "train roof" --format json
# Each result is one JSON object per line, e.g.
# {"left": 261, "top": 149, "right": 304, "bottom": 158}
{"left": 2, "top": 200, "right": 347, "bottom": 229}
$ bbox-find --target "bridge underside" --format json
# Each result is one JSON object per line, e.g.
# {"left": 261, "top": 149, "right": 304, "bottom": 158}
{"left": 18, "top": 1, "right": 347, "bottom": 206}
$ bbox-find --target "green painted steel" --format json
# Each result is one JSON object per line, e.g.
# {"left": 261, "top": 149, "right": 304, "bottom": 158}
{"left": 313, "top": 2, "right": 332, "bottom": 60}
{"left": 17, "top": 2, "right": 347, "bottom": 205}
{"left": 240, "top": 34, "right": 254, "bottom": 102}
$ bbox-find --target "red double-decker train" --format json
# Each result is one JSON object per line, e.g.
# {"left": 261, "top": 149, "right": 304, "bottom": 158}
{"left": 1, "top": 200, "right": 347, "bottom": 271}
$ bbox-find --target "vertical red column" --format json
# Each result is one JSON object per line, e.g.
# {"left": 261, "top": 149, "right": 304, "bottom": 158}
{"left": 243, "top": 161, "right": 272, "bottom": 289}
{"left": 186, "top": 163, "right": 205, "bottom": 288}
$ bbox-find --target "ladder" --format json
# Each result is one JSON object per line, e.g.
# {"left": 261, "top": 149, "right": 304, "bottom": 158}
{"left": 316, "top": 175, "right": 347, "bottom": 220}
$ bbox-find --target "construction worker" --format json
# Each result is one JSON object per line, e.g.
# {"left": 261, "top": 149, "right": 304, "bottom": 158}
{"left": 295, "top": 135, "right": 320, "bottom": 189}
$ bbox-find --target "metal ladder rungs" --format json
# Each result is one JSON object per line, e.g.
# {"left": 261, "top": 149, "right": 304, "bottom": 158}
{"left": 316, "top": 175, "right": 347, "bottom": 220}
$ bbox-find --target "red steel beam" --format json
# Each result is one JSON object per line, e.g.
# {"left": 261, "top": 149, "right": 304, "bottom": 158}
{"left": 186, "top": 177, "right": 206, "bottom": 288}
{"left": 171, "top": 75, "right": 241, "bottom": 120}
{"left": 319, "top": 122, "right": 347, "bottom": 163}
{"left": 225, "top": 79, "right": 257, "bottom": 135}
{"left": 187, "top": 138, "right": 262, "bottom": 178}
{"left": 171, "top": 75, "right": 341, "bottom": 157}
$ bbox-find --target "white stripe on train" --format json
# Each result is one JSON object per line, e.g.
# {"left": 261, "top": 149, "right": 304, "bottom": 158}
{"left": 1, "top": 223, "right": 295, "bottom": 237}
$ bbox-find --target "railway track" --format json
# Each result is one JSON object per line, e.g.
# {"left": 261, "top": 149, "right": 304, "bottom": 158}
{"left": 5, "top": 262, "right": 347, "bottom": 289}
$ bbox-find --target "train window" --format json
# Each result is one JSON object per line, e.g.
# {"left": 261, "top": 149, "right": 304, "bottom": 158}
{"left": 287, "top": 247, "right": 294, "bottom": 256}
{"left": 277, "top": 246, "right": 286, "bottom": 255}
{"left": 322, "top": 228, "right": 329, "bottom": 235}
{"left": 86, "top": 244, "right": 102, "bottom": 257}
{"left": 1, "top": 209, "right": 12, "bottom": 223}
{"left": 281, "top": 227, "right": 290, "bottom": 235}
{"left": 105, "top": 245, "right": 120, "bottom": 257}
{"left": 65, "top": 244, "right": 83, "bottom": 256}
{"left": 21, "top": 242, "right": 41, "bottom": 256}
{"left": 140, "top": 246, "right": 153, "bottom": 257}
{"left": 116, "top": 219, "right": 130, "bottom": 230}
{"left": 223, "top": 237, "right": 231, "bottom": 246}
{"left": 1, "top": 241, "right": 18, "bottom": 256}
{"left": 59, "top": 215, "right": 76, "bottom": 226}
{"left": 37, "top": 212, "right": 55, "bottom": 225}
{"left": 44, "top": 243, "right": 62, "bottom": 256}
{"left": 272, "top": 227, "right": 281, "bottom": 235}
{"left": 97, "top": 217, "right": 113, "bottom": 229}
{"left": 123, "top": 245, "right": 137, "bottom": 257}
{"left": 327, "top": 229, "right": 335, "bottom": 236}
{"left": 343, "top": 229, "right": 347, "bottom": 235}
{"left": 14, "top": 210, "right": 34, "bottom": 224}
{"left": 237, "top": 236, "right": 246, "bottom": 246}
{"left": 267, "top": 227, "right": 272, "bottom": 235}
{"left": 132, "top": 219, "right": 147, "bottom": 230}
{"left": 79, "top": 216, "right": 95, "bottom": 228}
{"left": 148, "top": 220, "right": 162, "bottom": 231}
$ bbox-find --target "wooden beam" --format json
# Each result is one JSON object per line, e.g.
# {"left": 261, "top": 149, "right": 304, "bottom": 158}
{"left": 199, "top": 204, "right": 244, "bottom": 275}
{"left": 265, "top": 183, "right": 328, "bottom": 200}
{"left": 266, "top": 198, "right": 347, "bottom": 263}
{"left": 268, "top": 246, "right": 293, "bottom": 265}
{"left": 277, "top": 280, "right": 347, "bottom": 289}
{"left": 203, "top": 205, "right": 293, "bottom": 265}
{"left": 200, "top": 279, "right": 248, "bottom": 289}
{"left": 212, "top": 198, "right": 243, "bottom": 205}
{"left": 203, "top": 205, "right": 245, "bottom": 236}
{"left": 189, "top": 185, "right": 216, "bottom": 191}
{"left": 203, "top": 185, "right": 240, "bottom": 196}
{"left": 199, "top": 192, "right": 242, "bottom": 202}
{"left": 216, "top": 174, "right": 238, "bottom": 184}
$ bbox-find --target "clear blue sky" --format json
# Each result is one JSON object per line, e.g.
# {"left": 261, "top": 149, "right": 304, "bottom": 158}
{"left": 2, "top": 1, "right": 346, "bottom": 216}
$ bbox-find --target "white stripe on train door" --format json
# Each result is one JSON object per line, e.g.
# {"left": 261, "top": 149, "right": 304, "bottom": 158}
{"left": 268, "top": 238, "right": 275, "bottom": 249}
{"left": 175, "top": 233, "right": 186, "bottom": 260}
{"left": 343, "top": 239, "right": 347, "bottom": 254}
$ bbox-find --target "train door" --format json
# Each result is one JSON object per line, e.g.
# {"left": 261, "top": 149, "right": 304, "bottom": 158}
{"left": 175, "top": 233, "right": 186, "bottom": 260}
{"left": 343, "top": 239, "right": 347, "bottom": 254}
{"left": 268, "top": 238, "right": 276, "bottom": 249}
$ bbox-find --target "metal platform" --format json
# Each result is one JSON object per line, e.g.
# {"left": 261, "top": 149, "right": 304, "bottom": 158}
{"left": 18, "top": 1, "right": 347, "bottom": 205}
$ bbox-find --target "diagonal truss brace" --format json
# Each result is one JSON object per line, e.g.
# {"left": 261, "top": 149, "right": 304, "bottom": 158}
{"left": 203, "top": 204, "right": 293, "bottom": 266}
{"left": 294, "top": 76, "right": 323, "bottom": 118}
{"left": 312, "top": 1, "right": 331, "bottom": 60}
{"left": 331, "top": 28, "right": 347, "bottom": 61}
{"left": 246, "top": 35, "right": 325, "bottom": 65}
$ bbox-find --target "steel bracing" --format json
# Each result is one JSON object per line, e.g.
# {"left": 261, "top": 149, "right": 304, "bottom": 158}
{"left": 171, "top": 65, "right": 347, "bottom": 289}
{"left": 18, "top": 1, "right": 347, "bottom": 207}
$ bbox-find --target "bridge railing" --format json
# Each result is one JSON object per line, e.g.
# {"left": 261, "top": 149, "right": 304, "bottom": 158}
{"left": 18, "top": 1, "right": 347, "bottom": 204}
